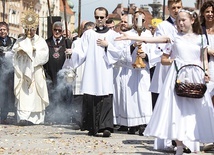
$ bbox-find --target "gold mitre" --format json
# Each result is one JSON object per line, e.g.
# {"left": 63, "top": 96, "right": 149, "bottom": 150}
{"left": 21, "top": 3, "right": 39, "bottom": 37}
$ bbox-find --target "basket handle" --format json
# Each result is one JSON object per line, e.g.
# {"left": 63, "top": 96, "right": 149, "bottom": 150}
{"left": 174, "top": 61, "right": 206, "bottom": 82}
{"left": 174, "top": 62, "right": 205, "bottom": 74}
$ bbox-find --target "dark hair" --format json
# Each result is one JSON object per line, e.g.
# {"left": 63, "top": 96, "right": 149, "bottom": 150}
{"left": 134, "top": 11, "right": 146, "bottom": 17}
{"left": 200, "top": 1, "right": 214, "bottom": 26}
{"left": 18, "top": 33, "right": 26, "bottom": 38}
{"left": 167, "top": 0, "right": 182, "bottom": 7}
{"left": 94, "top": 7, "right": 108, "bottom": 17}
{"left": 192, "top": 12, "right": 202, "bottom": 35}
{"left": 177, "top": 8, "right": 202, "bottom": 35}
{"left": 106, "top": 19, "right": 114, "bottom": 24}
{"left": 133, "top": 11, "right": 146, "bottom": 26}
{"left": 0, "top": 22, "right": 9, "bottom": 31}
{"left": 83, "top": 21, "right": 95, "bottom": 32}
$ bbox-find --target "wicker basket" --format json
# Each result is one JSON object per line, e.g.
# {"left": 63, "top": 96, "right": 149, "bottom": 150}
{"left": 174, "top": 64, "right": 207, "bottom": 98}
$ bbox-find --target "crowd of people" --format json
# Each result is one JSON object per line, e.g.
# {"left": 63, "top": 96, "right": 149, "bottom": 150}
{"left": 0, "top": 0, "right": 214, "bottom": 154}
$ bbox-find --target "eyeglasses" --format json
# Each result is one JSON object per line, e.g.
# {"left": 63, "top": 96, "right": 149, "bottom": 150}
{"left": 54, "top": 29, "right": 62, "bottom": 33}
{"left": 95, "top": 16, "right": 105, "bottom": 20}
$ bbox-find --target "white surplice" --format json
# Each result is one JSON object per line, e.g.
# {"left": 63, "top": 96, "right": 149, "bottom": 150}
{"left": 113, "top": 29, "right": 153, "bottom": 126}
{"left": 68, "top": 29, "right": 123, "bottom": 96}
{"left": 13, "top": 35, "right": 49, "bottom": 124}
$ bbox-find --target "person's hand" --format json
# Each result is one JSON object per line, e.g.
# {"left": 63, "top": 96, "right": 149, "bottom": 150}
{"left": 97, "top": 37, "right": 108, "bottom": 47}
{"left": 134, "top": 41, "right": 142, "bottom": 47}
{"left": 65, "top": 49, "right": 72, "bottom": 55}
{"left": 207, "top": 47, "right": 214, "bottom": 57}
{"left": 115, "top": 32, "right": 130, "bottom": 41}
{"left": 205, "top": 72, "right": 210, "bottom": 83}
{"left": 65, "top": 49, "right": 72, "bottom": 59}
{"left": 33, "top": 46, "right": 36, "bottom": 52}
{"left": 138, "top": 52, "right": 146, "bottom": 59}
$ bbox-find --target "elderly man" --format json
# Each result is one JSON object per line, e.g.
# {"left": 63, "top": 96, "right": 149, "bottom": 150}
{"left": 44, "top": 21, "right": 72, "bottom": 86}
{"left": 44, "top": 21, "right": 72, "bottom": 124}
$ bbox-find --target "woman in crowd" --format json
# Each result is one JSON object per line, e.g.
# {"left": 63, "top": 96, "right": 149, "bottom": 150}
{"left": 200, "top": 0, "right": 214, "bottom": 151}
{"left": 200, "top": 1, "right": 214, "bottom": 101}
{"left": 115, "top": 8, "right": 214, "bottom": 155}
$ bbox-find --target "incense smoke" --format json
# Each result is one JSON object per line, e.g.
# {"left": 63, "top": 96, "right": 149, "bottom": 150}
{"left": 45, "top": 67, "right": 81, "bottom": 125}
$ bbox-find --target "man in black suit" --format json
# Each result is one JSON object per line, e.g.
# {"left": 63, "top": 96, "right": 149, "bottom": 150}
{"left": 44, "top": 21, "right": 72, "bottom": 124}
{"left": 0, "top": 22, "right": 16, "bottom": 124}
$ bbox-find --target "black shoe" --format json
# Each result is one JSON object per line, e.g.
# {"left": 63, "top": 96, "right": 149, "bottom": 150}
{"left": 26, "top": 120, "right": 34, "bottom": 125}
{"left": 87, "top": 131, "right": 94, "bottom": 136}
{"left": 183, "top": 147, "right": 191, "bottom": 153}
{"left": 87, "top": 131, "right": 96, "bottom": 136}
{"left": 103, "top": 130, "right": 111, "bottom": 137}
{"left": 18, "top": 120, "right": 26, "bottom": 126}
{"left": 18, "top": 120, "right": 34, "bottom": 126}
{"left": 127, "top": 127, "right": 137, "bottom": 134}
{"left": 171, "top": 140, "right": 191, "bottom": 153}
{"left": 117, "top": 126, "right": 128, "bottom": 131}
{"left": 172, "top": 140, "right": 176, "bottom": 147}
{"left": 1, "top": 119, "right": 9, "bottom": 125}
{"left": 139, "top": 124, "right": 147, "bottom": 136}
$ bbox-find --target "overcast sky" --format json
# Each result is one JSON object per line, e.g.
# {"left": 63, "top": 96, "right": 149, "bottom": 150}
{"left": 71, "top": 0, "right": 196, "bottom": 27}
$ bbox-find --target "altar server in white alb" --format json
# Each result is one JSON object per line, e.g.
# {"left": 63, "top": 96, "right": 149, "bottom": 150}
{"left": 112, "top": 14, "right": 131, "bottom": 131}
{"left": 114, "top": 10, "right": 153, "bottom": 135}
{"left": 13, "top": 16, "right": 49, "bottom": 125}
{"left": 65, "top": 7, "right": 123, "bottom": 137}
{"left": 149, "top": 0, "right": 182, "bottom": 105}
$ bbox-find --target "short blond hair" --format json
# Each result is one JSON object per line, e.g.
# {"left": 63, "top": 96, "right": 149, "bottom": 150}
{"left": 168, "top": 0, "right": 182, "bottom": 7}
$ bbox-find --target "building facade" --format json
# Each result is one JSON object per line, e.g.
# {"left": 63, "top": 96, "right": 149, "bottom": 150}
{"left": 0, "top": 0, "right": 75, "bottom": 39}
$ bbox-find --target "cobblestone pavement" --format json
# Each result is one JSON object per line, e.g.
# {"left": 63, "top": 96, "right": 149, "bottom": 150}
{"left": 0, "top": 123, "right": 214, "bottom": 155}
